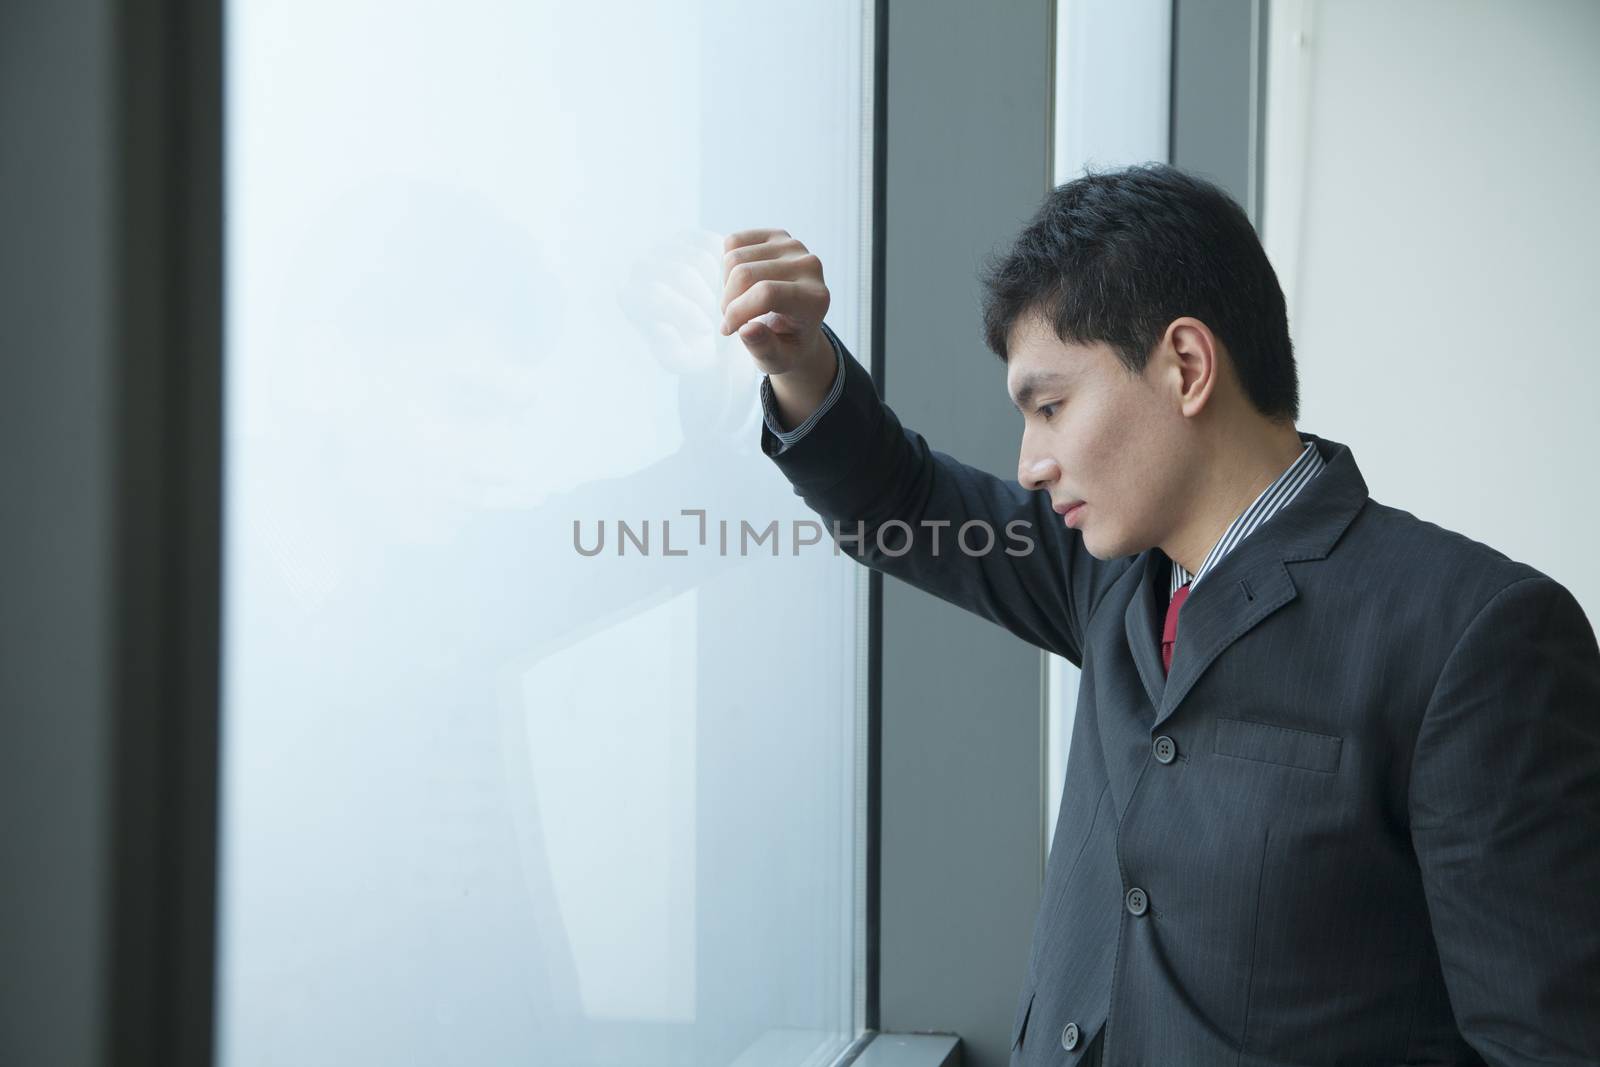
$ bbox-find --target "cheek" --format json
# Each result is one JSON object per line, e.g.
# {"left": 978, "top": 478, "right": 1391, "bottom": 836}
{"left": 1073, "top": 413, "right": 1132, "bottom": 485}
{"left": 1077, "top": 415, "right": 1158, "bottom": 527}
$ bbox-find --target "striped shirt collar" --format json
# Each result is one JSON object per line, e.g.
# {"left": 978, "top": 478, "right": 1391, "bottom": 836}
{"left": 1170, "top": 439, "right": 1326, "bottom": 598}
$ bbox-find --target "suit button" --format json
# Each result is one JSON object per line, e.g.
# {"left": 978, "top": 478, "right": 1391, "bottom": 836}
{"left": 1126, "top": 886, "right": 1148, "bottom": 916}
{"left": 1061, "top": 1022, "right": 1080, "bottom": 1050}
{"left": 1153, "top": 735, "right": 1176, "bottom": 763}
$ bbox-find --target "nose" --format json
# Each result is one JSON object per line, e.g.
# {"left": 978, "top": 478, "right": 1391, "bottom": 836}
{"left": 1018, "top": 445, "right": 1059, "bottom": 493}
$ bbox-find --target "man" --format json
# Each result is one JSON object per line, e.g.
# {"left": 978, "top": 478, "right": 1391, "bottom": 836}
{"left": 718, "top": 165, "right": 1600, "bottom": 1065}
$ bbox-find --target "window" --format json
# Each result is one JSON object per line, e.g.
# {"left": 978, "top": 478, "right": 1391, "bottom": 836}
{"left": 219, "top": 3, "right": 874, "bottom": 1063}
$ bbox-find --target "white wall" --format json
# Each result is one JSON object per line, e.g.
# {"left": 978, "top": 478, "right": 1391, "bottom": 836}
{"left": 1264, "top": 0, "right": 1600, "bottom": 618}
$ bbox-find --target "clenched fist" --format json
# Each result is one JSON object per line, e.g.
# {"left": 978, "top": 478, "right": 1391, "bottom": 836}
{"left": 720, "top": 228, "right": 838, "bottom": 432}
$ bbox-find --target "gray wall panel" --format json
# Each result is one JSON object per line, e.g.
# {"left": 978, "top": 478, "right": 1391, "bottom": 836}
{"left": 879, "top": 2, "right": 1054, "bottom": 1062}
{"left": 0, "top": 3, "right": 116, "bottom": 1064}
{"left": 1171, "top": 0, "right": 1265, "bottom": 221}
{"left": 1, "top": 2, "right": 221, "bottom": 1065}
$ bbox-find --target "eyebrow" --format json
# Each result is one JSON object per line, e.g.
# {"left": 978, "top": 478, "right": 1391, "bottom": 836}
{"left": 1009, "top": 371, "right": 1071, "bottom": 414}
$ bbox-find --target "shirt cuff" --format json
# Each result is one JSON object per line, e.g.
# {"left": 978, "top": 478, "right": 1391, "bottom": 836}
{"left": 758, "top": 322, "right": 848, "bottom": 452}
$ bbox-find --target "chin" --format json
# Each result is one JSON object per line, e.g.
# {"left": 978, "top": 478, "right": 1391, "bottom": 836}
{"left": 1082, "top": 528, "right": 1139, "bottom": 562}
{"left": 1080, "top": 531, "right": 1112, "bottom": 560}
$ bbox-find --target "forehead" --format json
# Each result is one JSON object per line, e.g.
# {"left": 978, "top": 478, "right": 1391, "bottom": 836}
{"left": 1005, "top": 316, "right": 1102, "bottom": 408}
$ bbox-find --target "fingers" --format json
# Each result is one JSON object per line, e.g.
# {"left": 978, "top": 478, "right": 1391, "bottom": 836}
{"left": 718, "top": 229, "right": 830, "bottom": 340}
{"left": 721, "top": 278, "right": 827, "bottom": 336}
{"left": 720, "top": 253, "right": 821, "bottom": 315}
{"left": 720, "top": 232, "right": 824, "bottom": 331}
{"left": 723, "top": 227, "right": 790, "bottom": 254}
{"left": 722, "top": 235, "right": 806, "bottom": 282}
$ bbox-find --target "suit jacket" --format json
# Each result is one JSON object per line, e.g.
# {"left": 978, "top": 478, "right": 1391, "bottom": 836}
{"left": 761, "top": 326, "right": 1600, "bottom": 1066}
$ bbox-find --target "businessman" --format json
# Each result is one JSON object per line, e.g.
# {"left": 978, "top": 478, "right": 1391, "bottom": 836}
{"left": 718, "top": 165, "right": 1600, "bottom": 1065}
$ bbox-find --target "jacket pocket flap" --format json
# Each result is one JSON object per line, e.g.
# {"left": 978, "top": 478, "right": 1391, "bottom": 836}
{"left": 1215, "top": 717, "right": 1342, "bottom": 773}
{"left": 1011, "top": 989, "right": 1035, "bottom": 1050}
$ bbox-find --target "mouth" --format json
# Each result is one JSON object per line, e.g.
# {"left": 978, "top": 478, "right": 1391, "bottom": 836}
{"left": 1049, "top": 505, "right": 1088, "bottom": 531}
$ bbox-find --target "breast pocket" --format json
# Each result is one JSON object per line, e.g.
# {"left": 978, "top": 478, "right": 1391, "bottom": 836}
{"left": 1214, "top": 717, "right": 1342, "bottom": 773}
{"left": 1011, "top": 988, "right": 1034, "bottom": 1051}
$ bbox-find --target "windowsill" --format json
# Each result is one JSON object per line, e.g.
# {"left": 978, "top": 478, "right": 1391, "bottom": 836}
{"left": 850, "top": 1033, "right": 960, "bottom": 1067}
{"left": 731, "top": 1028, "right": 959, "bottom": 1067}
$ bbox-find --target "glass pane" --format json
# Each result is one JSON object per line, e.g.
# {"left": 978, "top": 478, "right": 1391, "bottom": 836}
{"left": 218, "top": 3, "right": 873, "bottom": 1064}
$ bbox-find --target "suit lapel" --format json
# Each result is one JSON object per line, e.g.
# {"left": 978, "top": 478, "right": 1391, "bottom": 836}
{"left": 1154, "top": 556, "right": 1299, "bottom": 727}
{"left": 1124, "top": 549, "right": 1168, "bottom": 712}
{"left": 1121, "top": 431, "right": 1371, "bottom": 730}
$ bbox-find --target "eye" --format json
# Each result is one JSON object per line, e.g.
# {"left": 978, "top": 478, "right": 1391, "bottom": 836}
{"left": 1036, "top": 402, "right": 1059, "bottom": 420}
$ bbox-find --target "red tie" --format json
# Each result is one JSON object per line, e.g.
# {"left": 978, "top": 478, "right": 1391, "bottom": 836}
{"left": 1162, "top": 581, "right": 1191, "bottom": 676}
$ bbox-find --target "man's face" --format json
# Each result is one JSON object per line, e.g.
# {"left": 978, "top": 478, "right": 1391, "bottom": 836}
{"left": 1006, "top": 309, "right": 1188, "bottom": 561}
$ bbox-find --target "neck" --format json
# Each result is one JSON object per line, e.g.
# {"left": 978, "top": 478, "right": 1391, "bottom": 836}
{"left": 1163, "top": 419, "right": 1306, "bottom": 578}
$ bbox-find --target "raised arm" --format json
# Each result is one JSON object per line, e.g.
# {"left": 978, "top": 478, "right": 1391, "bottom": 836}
{"left": 719, "top": 229, "right": 1131, "bottom": 664}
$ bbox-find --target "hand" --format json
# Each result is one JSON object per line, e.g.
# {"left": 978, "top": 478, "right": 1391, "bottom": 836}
{"left": 720, "top": 229, "right": 833, "bottom": 378}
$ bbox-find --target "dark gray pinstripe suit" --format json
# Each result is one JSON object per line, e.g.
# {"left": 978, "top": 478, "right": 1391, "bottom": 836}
{"left": 761, "top": 326, "right": 1600, "bottom": 1066}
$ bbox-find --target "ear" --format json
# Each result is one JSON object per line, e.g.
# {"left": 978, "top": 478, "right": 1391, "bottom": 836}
{"left": 1161, "top": 316, "right": 1221, "bottom": 417}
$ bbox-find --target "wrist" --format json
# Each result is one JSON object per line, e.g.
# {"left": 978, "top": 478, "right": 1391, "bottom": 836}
{"left": 785, "top": 328, "right": 836, "bottom": 388}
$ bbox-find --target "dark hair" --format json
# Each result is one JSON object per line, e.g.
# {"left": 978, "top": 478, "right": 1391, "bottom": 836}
{"left": 978, "top": 163, "right": 1299, "bottom": 423}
